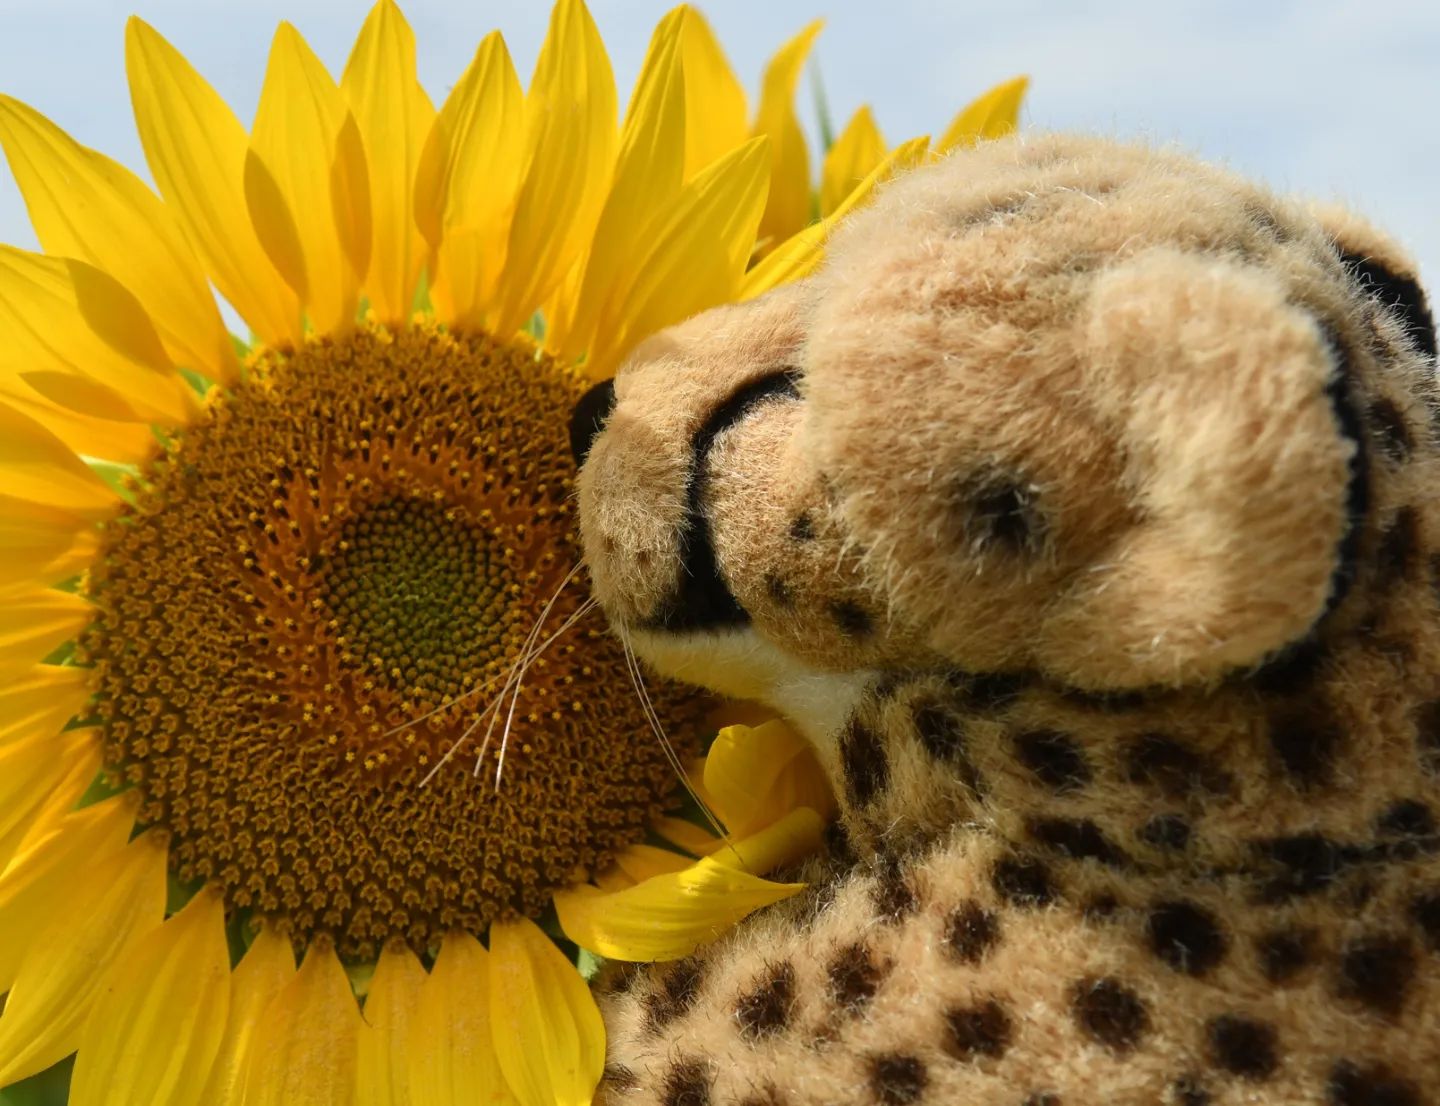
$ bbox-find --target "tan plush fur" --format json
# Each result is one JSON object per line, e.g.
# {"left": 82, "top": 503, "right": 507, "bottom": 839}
{"left": 574, "top": 133, "right": 1440, "bottom": 1105}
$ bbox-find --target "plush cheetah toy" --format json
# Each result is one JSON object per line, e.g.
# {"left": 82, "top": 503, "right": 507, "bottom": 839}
{"left": 572, "top": 133, "right": 1440, "bottom": 1106}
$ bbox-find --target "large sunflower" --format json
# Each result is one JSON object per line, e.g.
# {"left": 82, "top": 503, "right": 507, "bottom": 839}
{"left": 0, "top": 3, "right": 1024, "bottom": 1104}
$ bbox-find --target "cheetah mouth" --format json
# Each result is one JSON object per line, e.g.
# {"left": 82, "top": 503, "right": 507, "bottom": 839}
{"left": 642, "top": 368, "right": 803, "bottom": 634}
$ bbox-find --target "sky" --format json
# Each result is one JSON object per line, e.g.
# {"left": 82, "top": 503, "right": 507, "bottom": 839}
{"left": 0, "top": 0, "right": 1436, "bottom": 290}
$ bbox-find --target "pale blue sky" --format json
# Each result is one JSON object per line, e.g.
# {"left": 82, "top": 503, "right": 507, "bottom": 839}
{"left": 0, "top": 0, "right": 1436, "bottom": 289}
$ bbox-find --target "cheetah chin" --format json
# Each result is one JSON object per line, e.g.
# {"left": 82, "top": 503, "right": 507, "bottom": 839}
{"left": 573, "top": 133, "right": 1440, "bottom": 1106}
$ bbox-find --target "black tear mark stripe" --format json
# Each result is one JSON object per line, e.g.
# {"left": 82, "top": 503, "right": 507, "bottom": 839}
{"left": 649, "top": 368, "right": 801, "bottom": 631}
{"left": 1320, "top": 332, "right": 1369, "bottom": 619}
{"left": 1341, "top": 250, "right": 1438, "bottom": 360}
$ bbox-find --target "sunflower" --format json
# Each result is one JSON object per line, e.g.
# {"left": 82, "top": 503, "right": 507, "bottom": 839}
{"left": 0, "top": 2, "right": 1023, "bottom": 1103}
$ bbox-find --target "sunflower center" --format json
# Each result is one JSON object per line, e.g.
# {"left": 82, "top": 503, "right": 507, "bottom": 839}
{"left": 82, "top": 325, "right": 701, "bottom": 959}
{"left": 322, "top": 498, "right": 509, "bottom": 706}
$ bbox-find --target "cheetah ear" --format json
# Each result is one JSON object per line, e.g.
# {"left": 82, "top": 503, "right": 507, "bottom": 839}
{"left": 1034, "top": 248, "right": 1359, "bottom": 690}
{"left": 1311, "top": 202, "right": 1436, "bottom": 360}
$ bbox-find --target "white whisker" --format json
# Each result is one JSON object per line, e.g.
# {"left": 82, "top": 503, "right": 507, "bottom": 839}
{"left": 491, "top": 596, "right": 600, "bottom": 790}
{"left": 418, "top": 562, "right": 585, "bottom": 788}
{"left": 618, "top": 622, "right": 729, "bottom": 845}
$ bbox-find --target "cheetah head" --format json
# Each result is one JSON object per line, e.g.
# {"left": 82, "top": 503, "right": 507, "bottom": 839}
{"left": 574, "top": 134, "right": 1437, "bottom": 735}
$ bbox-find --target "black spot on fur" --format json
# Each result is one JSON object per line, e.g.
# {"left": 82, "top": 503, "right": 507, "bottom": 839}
{"left": 1411, "top": 891, "right": 1440, "bottom": 950}
{"left": 1337, "top": 935, "right": 1415, "bottom": 1017}
{"left": 1413, "top": 700, "right": 1440, "bottom": 772}
{"left": 1172, "top": 1076, "right": 1210, "bottom": 1106}
{"left": 1208, "top": 1016, "right": 1279, "bottom": 1080}
{"left": 1083, "top": 894, "right": 1120, "bottom": 922}
{"left": 1329, "top": 1060, "right": 1422, "bottom": 1106}
{"left": 788, "top": 512, "right": 815, "bottom": 541}
{"left": 604, "top": 1065, "right": 639, "bottom": 1095}
{"left": 822, "top": 821, "right": 856, "bottom": 866}
{"left": 1377, "top": 507, "right": 1421, "bottom": 581}
{"left": 1147, "top": 901, "right": 1228, "bottom": 976}
{"left": 661, "top": 1058, "right": 713, "bottom": 1106}
{"left": 840, "top": 718, "right": 888, "bottom": 806}
{"left": 763, "top": 572, "right": 793, "bottom": 607}
{"left": 1378, "top": 799, "right": 1436, "bottom": 838}
{"left": 644, "top": 958, "right": 707, "bottom": 1033}
{"left": 1124, "top": 734, "right": 1231, "bottom": 798}
{"left": 734, "top": 961, "right": 795, "bottom": 1041}
{"left": 870, "top": 1054, "right": 928, "bottom": 1105}
{"left": 1368, "top": 397, "right": 1414, "bottom": 461}
{"left": 1028, "top": 818, "right": 1128, "bottom": 867}
{"left": 961, "top": 671, "right": 1028, "bottom": 712}
{"left": 1013, "top": 730, "right": 1091, "bottom": 792}
{"left": 1256, "top": 928, "right": 1314, "bottom": 984}
{"left": 1251, "top": 639, "right": 1329, "bottom": 694}
{"left": 956, "top": 470, "right": 1047, "bottom": 555}
{"left": 1255, "top": 834, "right": 1361, "bottom": 901}
{"left": 827, "top": 942, "right": 884, "bottom": 1012}
{"left": 1140, "top": 814, "right": 1192, "bottom": 851}
{"left": 944, "top": 900, "right": 1000, "bottom": 963}
{"left": 1071, "top": 977, "right": 1149, "bottom": 1052}
{"left": 830, "top": 600, "right": 873, "bottom": 638}
{"left": 1266, "top": 704, "right": 1343, "bottom": 788}
{"left": 911, "top": 699, "right": 968, "bottom": 764}
{"left": 872, "top": 857, "right": 918, "bottom": 921}
{"left": 944, "top": 998, "right": 1013, "bottom": 1061}
{"left": 991, "top": 856, "right": 1055, "bottom": 907}
{"left": 1023, "top": 1096, "right": 1062, "bottom": 1106}
{"left": 1341, "top": 250, "right": 1438, "bottom": 359}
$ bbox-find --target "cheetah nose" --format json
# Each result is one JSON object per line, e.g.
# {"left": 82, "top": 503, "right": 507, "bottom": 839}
{"left": 569, "top": 377, "right": 617, "bottom": 467}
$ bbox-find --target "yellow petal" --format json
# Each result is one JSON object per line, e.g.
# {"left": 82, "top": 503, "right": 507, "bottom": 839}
{"left": 0, "top": 725, "right": 93, "bottom": 838}
{"left": 0, "top": 506, "right": 98, "bottom": 592}
{"left": 493, "top": 0, "right": 618, "bottom": 338}
{"left": 0, "top": 797, "right": 136, "bottom": 992}
{"left": 0, "top": 589, "right": 94, "bottom": 686}
{"left": 550, "top": 7, "right": 687, "bottom": 359}
{"left": 588, "top": 135, "right": 770, "bottom": 377}
{"left": 489, "top": 916, "right": 605, "bottom": 1106}
{"left": 555, "top": 809, "right": 823, "bottom": 962}
{"left": 3, "top": 725, "right": 100, "bottom": 858}
{"left": 242, "top": 940, "right": 363, "bottom": 1106}
{"left": 0, "top": 95, "right": 238, "bottom": 384}
{"left": 936, "top": 75, "right": 1029, "bottom": 155}
{"left": 251, "top": 23, "right": 368, "bottom": 335}
{"left": 0, "top": 400, "right": 118, "bottom": 518}
{"left": 0, "top": 245, "right": 194, "bottom": 427}
{"left": 0, "top": 830, "right": 167, "bottom": 1086}
{"left": 199, "top": 927, "right": 295, "bottom": 1106}
{"left": 704, "top": 720, "right": 835, "bottom": 838}
{"left": 680, "top": 9, "right": 748, "bottom": 181}
{"left": 70, "top": 890, "right": 230, "bottom": 1106}
{"left": 355, "top": 943, "right": 425, "bottom": 1106}
{"left": 0, "top": 380, "right": 156, "bottom": 468}
{"left": 126, "top": 18, "right": 301, "bottom": 346}
{"left": 614, "top": 843, "right": 694, "bottom": 884}
{"left": 651, "top": 815, "right": 722, "bottom": 858}
{"left": 341, "top": 0, "right": 435, "bottom": 324}
{"left": 418, "top": 31, "right": 524, "bottom": 326}
{"left": 819, "top": 105, "right": 886, "bottom": 217}
{"left": 742, "top": 134, "right": 929, "bottom": 300}
{"left": 750, "top": 21, "right": 821, "bottom": 250}
{"left": 407, "top": 932, "right": 517, "bottom": 1106}
{"left": 0, "top": 664, "right": 89, "bottom": 748}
